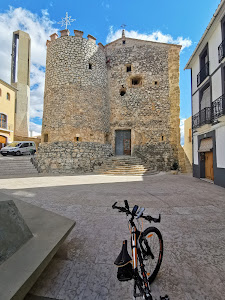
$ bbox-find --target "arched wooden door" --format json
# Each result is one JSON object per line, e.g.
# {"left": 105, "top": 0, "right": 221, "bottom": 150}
{"left": 0, "top": 135, "right": 7, "bottom": 150}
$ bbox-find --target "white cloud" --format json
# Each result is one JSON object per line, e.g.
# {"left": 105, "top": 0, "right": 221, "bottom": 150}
{"left": 101, "top": 1, "right": 110, "bottom": 9}
{"left": 29, "top": 121, "right": 42, "bottom": 136}
{"left": 0, "top": 7, "right": 58, "bottom": 133}
{"left": 106, "top": 27, "right": 192, "bottom": 50}
{"left": 180, "top": 118, "right": 185, "bottom": 146}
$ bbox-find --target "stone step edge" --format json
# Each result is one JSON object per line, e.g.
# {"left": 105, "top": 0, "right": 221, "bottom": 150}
{"left": 97, "top": 167, "right": 148, "bottom": 171}
{"left": 96, "top": 165, "right": 148, "bottom": 169}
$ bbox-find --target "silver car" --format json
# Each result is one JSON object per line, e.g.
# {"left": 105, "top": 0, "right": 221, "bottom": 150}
{"left": 0, "top": 141, "right": 36, "bottom": 156}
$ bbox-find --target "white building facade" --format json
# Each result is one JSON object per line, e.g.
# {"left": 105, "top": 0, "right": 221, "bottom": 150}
{"left": 185, "top": 0, "right": 225, "bottom": 188}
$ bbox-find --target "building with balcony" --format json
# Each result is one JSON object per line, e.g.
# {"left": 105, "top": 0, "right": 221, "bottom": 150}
{"left": 0, "top": 79, "right": 17, "bottom": 149}
{"left": 185, "top": 0, "right": 225, "bottom": 188}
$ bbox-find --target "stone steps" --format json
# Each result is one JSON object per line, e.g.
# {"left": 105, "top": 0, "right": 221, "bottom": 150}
{"left": 94, "top": 156, "right": 155, "bottom": 176}
{"left": 0, "top": 156, "right": 39, "bottom": 176}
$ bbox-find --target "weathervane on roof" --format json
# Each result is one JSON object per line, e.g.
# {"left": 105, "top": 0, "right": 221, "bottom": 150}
{"left": 58, "top": 12, "right": 76, "bottom": 29}
{"left": 120, "top": 24, "right": 127, "bottom": 38}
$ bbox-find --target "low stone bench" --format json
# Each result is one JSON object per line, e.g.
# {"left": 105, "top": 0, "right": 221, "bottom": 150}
{"left": 0, "top": 192, "right": 75, "bottom": 300}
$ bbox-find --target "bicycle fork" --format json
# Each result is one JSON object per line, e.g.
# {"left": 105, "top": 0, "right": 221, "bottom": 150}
{"left": 131, "top": 227, "right": 152, "bottom": 300}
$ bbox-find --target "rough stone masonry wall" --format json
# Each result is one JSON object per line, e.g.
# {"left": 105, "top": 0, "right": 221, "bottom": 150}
{"left": 42, "top": 34, "right": 110, "bottom": 144}
{"left": 35, "top": 142, "right": 113, "bottom": 173}
{"left": 168, "top": 46, "right": 190, "bottom": 172}
{"left": 106, "top": 38, "right": 182, "bottom": 171}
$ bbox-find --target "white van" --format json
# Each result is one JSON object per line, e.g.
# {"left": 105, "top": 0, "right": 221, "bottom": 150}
{"left": 0, "top": 141, "right": 36, "bottom": 156}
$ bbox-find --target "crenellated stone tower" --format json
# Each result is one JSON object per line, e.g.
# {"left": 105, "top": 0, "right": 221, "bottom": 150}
{"left": 42, "top": 29, "right": 110, "bottom": 144}
{"left": 38, "top": 28, "right": 188, "bottom": 173}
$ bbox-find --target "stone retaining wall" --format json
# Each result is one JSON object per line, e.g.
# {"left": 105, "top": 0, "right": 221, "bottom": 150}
{"left": 35, "top": 142, "right": 113, "bottom": 174}
{"left": 133, "top": 143, "right": 175, "bottom": 171}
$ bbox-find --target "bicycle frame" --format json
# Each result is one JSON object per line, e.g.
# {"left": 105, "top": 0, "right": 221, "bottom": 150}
{"left": 131, "top": 222, "right": 152, "bottom": 299}
{"left": 112, "top": 200, "right": 166, "bottom": 300}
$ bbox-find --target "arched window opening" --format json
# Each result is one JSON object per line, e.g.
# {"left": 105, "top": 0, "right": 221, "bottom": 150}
{"left": 0, "top": 113, "right": 7, "bottom": 129}
{"left": 44, "top": 134, "right": 48, "bottom": 142}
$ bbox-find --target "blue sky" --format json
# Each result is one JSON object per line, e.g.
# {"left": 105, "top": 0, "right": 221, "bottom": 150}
{"left": 0, "top": 0, "right": 222, "bottom": 139}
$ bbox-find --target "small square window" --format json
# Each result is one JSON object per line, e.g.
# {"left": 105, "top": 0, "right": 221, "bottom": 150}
{"left": 89, "top": 63, "right": 92, "bottom": 70}
{"left": 6, "top": 93, "right": 10, "bottom": 100}
{"left": 127, "top": 65, "right": 131, "bottom": 72}
{"left": 122, "top": 40, "right": 126, "bottom": 45}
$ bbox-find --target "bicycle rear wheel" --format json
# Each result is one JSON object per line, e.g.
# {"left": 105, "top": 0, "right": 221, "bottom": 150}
{"left": 140, "top": 227, "right": 163, "bottom": 284}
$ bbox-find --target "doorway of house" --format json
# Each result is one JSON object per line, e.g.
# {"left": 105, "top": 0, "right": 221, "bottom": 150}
{"left": 115, "top": 130, "right": 131, "bottom": 155}
{"left": 0, "top": 135, "right": 7, "bottom": 150}
{"left": 205, "top": 151, "right": 214, "bottom": 181}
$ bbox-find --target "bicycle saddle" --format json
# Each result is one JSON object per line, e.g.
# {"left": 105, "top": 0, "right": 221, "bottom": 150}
{"left": 114, "top": 240, "right": 132, "bottom": 267}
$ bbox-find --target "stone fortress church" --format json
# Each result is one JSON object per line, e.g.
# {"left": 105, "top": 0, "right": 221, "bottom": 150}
{"left": 36, "top": 28, "right": 190, "bottom": 174}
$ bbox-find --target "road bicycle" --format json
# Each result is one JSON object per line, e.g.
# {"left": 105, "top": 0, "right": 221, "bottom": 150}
{"left": 112, "top": 200, "right": 169, "bottom": 300}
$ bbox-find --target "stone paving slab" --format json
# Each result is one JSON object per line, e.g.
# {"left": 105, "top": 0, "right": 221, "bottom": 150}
{"left": 0, "top": 173, "right": 225, "bottom": 299}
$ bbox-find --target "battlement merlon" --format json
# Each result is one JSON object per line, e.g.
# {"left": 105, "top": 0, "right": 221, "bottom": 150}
{"left": 74, "top": 30, "right": 84, "bottom": 37}
{"left": 87, "top": 34, "right": 96, "bottom": 44}
{"left": 98, "top": 43, "right": 105, "bottom": 50}
{"left": 50, "top": 33, "right": 58, "bottom": 41}
{"left": 60, "top": 29, "right": 70, "bottom": 37}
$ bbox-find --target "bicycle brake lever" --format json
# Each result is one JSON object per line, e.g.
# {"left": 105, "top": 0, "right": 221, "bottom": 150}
{"left": 152, "top": 214, "right": 161, "bottom": 223}
{"left": 124, "top": 200, "right": 129, "bottom": 211}
{"left": 112, "top": 202, "right": 117, "bottom": 209}
{"left": 157, "top": 214, "right": 161, "bottom": 223}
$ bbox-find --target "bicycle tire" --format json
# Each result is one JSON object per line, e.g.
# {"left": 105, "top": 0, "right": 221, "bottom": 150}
{"left": 139, "top": 226, "right": 163, "bottom": 284}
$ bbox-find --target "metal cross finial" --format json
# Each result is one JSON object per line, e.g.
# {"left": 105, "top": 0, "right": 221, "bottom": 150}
{"left": 58, "top": 12, "right": 76, "bottom": 29}
{"left": 120, "top": 24, "right": 127, "bottom": 29}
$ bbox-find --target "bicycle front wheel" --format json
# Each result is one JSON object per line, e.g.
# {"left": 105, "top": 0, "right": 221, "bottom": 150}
{"left": 140, "top": 227, "right": 163, "bottom": 284}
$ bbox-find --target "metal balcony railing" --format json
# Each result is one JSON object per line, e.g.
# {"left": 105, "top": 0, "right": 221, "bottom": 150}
{"left": 192, "top": 113, "right": 200, "bottom": 130}
{"left": 0, "top": 121, "right": 13, "bottom": 131}
{"left": 197, "top": 61, "right": 209, "bottom": 87}
{"left": 212, "top": 94, "right": 225, "bottom": 123}
{"left": 218, "top": 40, "right": 225, "bottom": 63}
{"left": 192, "top": 107, "right": 211, "bottom": 129}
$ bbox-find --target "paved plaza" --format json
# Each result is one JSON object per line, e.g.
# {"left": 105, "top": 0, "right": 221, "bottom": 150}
{"left": 0, "top": 173, "right": 225, "bottom": 300}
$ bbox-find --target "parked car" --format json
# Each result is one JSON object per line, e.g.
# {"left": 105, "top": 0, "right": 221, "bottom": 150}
{"left": 0, "top": 141, "right": 36, "bottom": 156}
